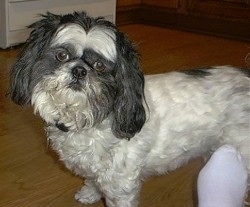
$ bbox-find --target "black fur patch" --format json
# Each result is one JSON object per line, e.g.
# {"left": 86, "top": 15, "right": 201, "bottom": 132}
{"left": 55, "top": 122, "right": 69, "bottom": 132}
{"left": 238, "top": 68, "right": 250, "bottom": 77}
{"left": 181, "top": 68, "right": 212, "bottom": 78}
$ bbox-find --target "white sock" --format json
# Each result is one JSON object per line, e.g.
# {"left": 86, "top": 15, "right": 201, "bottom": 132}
{"left": 198, "top": 145, "right": 248, "bottom": 207}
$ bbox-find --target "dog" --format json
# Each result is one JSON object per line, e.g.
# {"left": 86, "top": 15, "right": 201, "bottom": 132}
{"left": 10, "top": 11, "right": 250, "bottom": 207}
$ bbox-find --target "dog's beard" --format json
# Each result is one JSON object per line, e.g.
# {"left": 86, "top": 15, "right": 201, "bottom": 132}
{"left": 31, "top": 67, "right": 112, "bottom": 131}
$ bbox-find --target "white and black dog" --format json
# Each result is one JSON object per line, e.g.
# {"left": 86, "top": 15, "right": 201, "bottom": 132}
{"left": 10, "top": 12, "right": 250, "bottom": 207}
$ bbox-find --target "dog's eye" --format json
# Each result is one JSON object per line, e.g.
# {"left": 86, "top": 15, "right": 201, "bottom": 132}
{"left": 56, "top": 51, "right": 70, "bottom": 62}
{"left": 93, "top": 61, "right": 106, "bottom": 72}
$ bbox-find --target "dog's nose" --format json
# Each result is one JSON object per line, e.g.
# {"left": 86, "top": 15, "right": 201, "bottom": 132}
{"left": 72, "top": 66, "right": 87, "bottom": 79}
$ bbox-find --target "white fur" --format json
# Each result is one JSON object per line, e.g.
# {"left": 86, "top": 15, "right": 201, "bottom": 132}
{"left": 32, "top": 66, "right": 250, "bottom": 207}
{"left": 86, "top": 26, "right": 117, "bottom": 61}
{"left": 31, "top": 68, "right": 98, "bottom": 130}
{"left": 52, "top": 24, "right": 116, "bottom": 61}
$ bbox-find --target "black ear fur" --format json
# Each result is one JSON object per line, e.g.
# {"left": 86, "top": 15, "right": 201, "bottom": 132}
{"left": 112, "top": 32, "right": 146, "bottom": 139}
{"left": 10, "top": 13, "right": 62, "bottom": 105}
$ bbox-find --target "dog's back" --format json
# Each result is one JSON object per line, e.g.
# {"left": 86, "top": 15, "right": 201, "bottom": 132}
{"left": 143, "top": 66, "right": 250, "bottom": 175}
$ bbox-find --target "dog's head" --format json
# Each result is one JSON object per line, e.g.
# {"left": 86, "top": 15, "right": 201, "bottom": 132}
{"left": 10, "top": 12, "right": 146, "bottom": 139}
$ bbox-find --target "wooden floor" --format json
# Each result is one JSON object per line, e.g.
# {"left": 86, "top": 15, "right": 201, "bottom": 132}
{"left": 0, "top": 24, "right": 249, "bottom": 207}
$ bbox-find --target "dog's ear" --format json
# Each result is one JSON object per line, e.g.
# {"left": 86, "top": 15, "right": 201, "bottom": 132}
{"left": 112, "top": 32, "right": 146, "bottom": 140}
{"left": 10, "top": 13, "right": 61, "bottom": 105}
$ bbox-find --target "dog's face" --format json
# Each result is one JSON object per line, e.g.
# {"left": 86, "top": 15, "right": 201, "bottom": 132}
{"left": 10, "top": 12, "right": 146, "bottom": 139}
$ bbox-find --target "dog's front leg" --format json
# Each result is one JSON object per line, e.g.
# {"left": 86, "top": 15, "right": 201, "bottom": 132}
{"left": 75, "top": 179, "right": 102, "bottom": 204}
{"left": 105, "top": 193, "right": 140, "bottom": 207}
{"left": 100, "top": 176, "right": 142, "bottom": 207}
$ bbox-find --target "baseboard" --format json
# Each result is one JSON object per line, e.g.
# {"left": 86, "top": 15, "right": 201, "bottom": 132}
{"left": 116, "top": 5, "right": 140, "bottom": 26}
{"left": 116, "top": 5, "right": 250, "bottom": 42}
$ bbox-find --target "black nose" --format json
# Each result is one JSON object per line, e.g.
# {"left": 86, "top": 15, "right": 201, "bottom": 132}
{"left": 72, "top": 66, "right": 87, "bottom": 79}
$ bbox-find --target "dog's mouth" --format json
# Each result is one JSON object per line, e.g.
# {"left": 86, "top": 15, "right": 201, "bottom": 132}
{"left": 68, "top": 80, "right": 83, "bottom": 91}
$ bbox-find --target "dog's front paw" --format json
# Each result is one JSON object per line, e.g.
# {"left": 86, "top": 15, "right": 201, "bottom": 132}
{"left": 75, "top": 185, "right": 102, "bottom": 204}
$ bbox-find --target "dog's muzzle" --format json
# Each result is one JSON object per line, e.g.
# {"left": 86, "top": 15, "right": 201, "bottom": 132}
{"left": 72, "top": 66, "right": 87, "bottom": 79}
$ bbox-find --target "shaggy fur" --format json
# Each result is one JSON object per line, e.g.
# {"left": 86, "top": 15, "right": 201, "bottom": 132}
{"left": 10, "top": 11, "right": 250, "bottom": 207}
